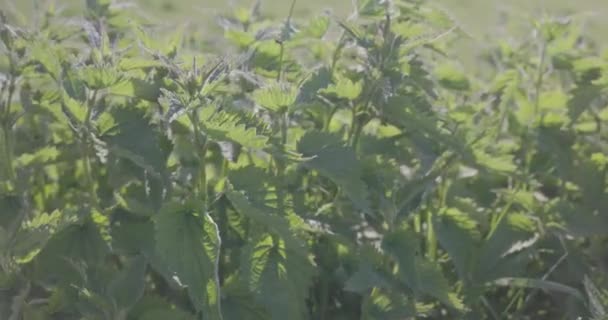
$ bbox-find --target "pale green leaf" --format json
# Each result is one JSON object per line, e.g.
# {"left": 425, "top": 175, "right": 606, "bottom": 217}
{"left": 297, "top": 15, "right": 330, "bottom": 39}
{"left": 79, "top": 66, "right": 123, "bottom": 90}
{"left": 200, "top": 107, "right": 269, "bottom": 150}
{"left": 320, "top": 76, "right": 363, "bottom": 100}
{"left": 109, "top": 78, "right": 162, "bottom": 102}
{"left": 252, "top": 82, "right": 298, "bottom": 113}
{"left": 435, "top": 63, "right": 470, "bottom": 91}
{"left": 473, "top": 150, "right": 517, "bottom": 173}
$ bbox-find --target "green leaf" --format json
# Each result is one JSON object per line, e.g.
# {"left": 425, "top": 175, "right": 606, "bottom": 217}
{"left": 492, "top": 277, "right": 585, "bottom": 302}
{"left": 62, "top": 69, "right": 87, "bottom": 102}
{"left": 0, "top": 194, "right": 21, "bottom": 228}
{"left": 240, "top": 234, "right": 314, "bottom": 320}
{"left": 109, "top": 78, "right": 162, "bottom": 102}
{"left": 61, "top": 92, "right": 87, "bottom": 124}
{"left": 584, "top": 275, "right": 608, "bottom": 319}
{"left": 296, "top": 67, "right": 331, "bottom": 103}
{"left": 320, "top": 76, "right": 363, "bottom": 100}
{"left": 252, "top": 82, "right": 298, "bottom": 113}
{"left": 435, "top": 62, "right": 470, "bottom": 91}
{"left": 79, "top": 66, "right": 123, "bottom": 90}
{"left": 344, "top": 263, "right": 389, "bottom": 293}
{"left": 29, "top": 40, "right": 62, "bottom": 79}
{"left": 382, "top": 230, "right": 464, "bottom": 310}
{"left": 225, "top": 30, "right": 256, "bottom": 48}
{"left": 474, "top": 213, "right": 538, "bottom": 283}
{"left": 221, "top": 277, "right": 270, "bottom": 320}
{"left": 110, "top": 212, "right": 155, "bottom": 255}
{"left": 28, "top": 219, "right": 109, "bottom": 285}
{"left": 118, "top": 57, "right": 164, "bottom": 71}
{"left": 567, "top": 84, "right": 603, "bottom": 123}
{"left": 556, "top": 200, "right": 608, "bottom": 237}
{"left": 225, "top": 187, "right": 306, "bottom": 253}
{"left": 200, "top": 107, "right": 269, "bottom": 150}
{"left": 107, "top": 254, "right": 147, "bottom": 311}
{"left": 14, "top": 146, "right": 60, "bottom": 168}
{"left": 362, "top": 287, "right": 432, "bottom": 320}
{"left": 297, "top": 131, "right": 370, "bottom": 212}
{"left": 102, "top": 107, "right": 169, "bottom": 175}
{"left": 133, "top": 24, "right": 183, "bottom": 57}
{"left": 130, "top": 295, "right": 196, "bottom": 320}
{"left": 415, "top": 258, "right": 465, "bottom": 310}
{"left": 298, "top": 15, "right": 330, "bottom": 39}
{"left": 473, "top": 150, "right": 517, "bottom": 173}
{"left": 434, "top": 208, "right": 481, "bottom": 280}
{"left": 154, "top": 201, "right": 222, "bottom": 318}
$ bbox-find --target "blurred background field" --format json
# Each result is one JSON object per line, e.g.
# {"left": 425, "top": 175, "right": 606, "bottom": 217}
{"left": 8, "top": 0, "right": 608, "bottom": 35}
{"left": 6, "top": 0, "right": 608, "bottom": 67}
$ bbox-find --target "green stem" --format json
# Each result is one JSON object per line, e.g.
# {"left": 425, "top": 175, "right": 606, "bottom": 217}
{"left": 330, "top": 34, "right": 346, "bottom": 76}
{"left": 1, "top": 125, "right": 15, "bottom": 186}
{"left": 82, "top": 89, "right": 99, "bottom": 210}
{"left": 426, "top": 209, "right": 437, "bottom": 261}
{"left": 414, "top": 214, "right": 421, "bottom": 233}
{"left": 82, "top": 142, "right": 98, "bottom": 209}
{"left": 532, "top": 40, "right": 547, "bottom": 119}
{"left": 275, "top": 112, "right": 288, "bottom": 216}
{"left": 277, "top": 43, "right": 285, "bottom": 82}
{"left": 351, "top": 120, "right": 363, "bottom": 152}
{"left": 1, "top": 71, "right": 17, "bottom": 188}
{"left": 189, "top": 110, "right": 208, "bottom": 207}
{"left": 324, "top": 105, "right": 338, "bottom": 132}
{"left": 488, "top": 196, "right": 515, "bottom": 239}
{"left": 346, "top": 105, "right": 358, "bottom": 144}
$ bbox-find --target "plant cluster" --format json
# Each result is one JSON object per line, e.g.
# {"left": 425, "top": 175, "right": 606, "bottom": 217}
{"left": 1, "top": 0, "right": 607, "bottom": 319}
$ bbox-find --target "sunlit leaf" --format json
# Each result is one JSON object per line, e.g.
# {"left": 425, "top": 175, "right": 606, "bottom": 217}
{"left": 252, "top": 81, "right": 298, "bottom": 113}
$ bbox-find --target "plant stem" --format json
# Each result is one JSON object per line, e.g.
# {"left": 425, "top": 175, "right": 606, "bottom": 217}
{"left": 351, "top": 120, "right": 363, "bottom": 152}
{"left": 1, "top": 71, "right": 17, "bottom": 189}
{"left": 426, "top": 209, "right": 437, "bottom": 261}
{"left": 1, "top": 125, "right": 15, "bottom": 186}
{"left": 82, "top": 89, "right": 99, "bottom": 210}
{"left": 189, "top": 110, "right": 208, "bottom": 207}
{"left": 532, "top": 40, "right": 547, "bottom": 119}
{"left": 346, "top": 105, "right": 358, "bottom": 144}
{"left": 275, "top": 112, "right": 288, "bottom": 216}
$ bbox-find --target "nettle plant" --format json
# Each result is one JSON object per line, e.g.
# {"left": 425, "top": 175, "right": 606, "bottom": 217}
{"left": 1, "top": 0, "right": 607, "bottom": 319}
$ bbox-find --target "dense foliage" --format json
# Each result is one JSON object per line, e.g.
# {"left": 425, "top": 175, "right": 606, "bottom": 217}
{"left": 1, "top": 0, "right": 607, "bottom": 319}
